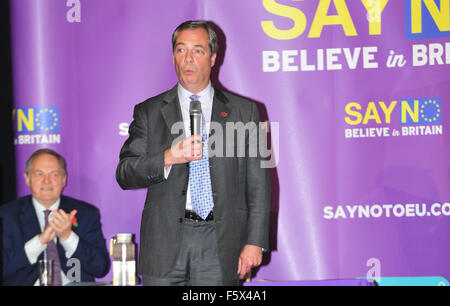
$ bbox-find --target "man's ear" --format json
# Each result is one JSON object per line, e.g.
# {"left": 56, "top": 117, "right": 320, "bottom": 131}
{"left": 62, "top": 174, "right": 67, "bottom": 188}
{"left": 24, "top": 172, "right": 30, "bottom": 187}
{"left": 210, "top": 53, "right": 217, "bottom": 68}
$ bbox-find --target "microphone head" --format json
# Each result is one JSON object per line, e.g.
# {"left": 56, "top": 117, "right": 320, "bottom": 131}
{"left": 189, "top": 100, "right": 202, "bottom": 114}
{"left": 189, "top": 100, "right": 202, "bottom": 135}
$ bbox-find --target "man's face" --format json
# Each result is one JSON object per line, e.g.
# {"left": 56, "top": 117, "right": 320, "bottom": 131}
{"left": 173, "top": 28, "right": 217, "bottom": 93}
{"left": 24, "top": 153, "right": 67, "bottom": 208}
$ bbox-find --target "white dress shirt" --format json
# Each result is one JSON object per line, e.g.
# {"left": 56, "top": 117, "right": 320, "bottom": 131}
{"left": 164, "top": 82, "right": 214, "bottom": 210}
{"left": 24, "top": 197, "right": 79, "bottom": 285}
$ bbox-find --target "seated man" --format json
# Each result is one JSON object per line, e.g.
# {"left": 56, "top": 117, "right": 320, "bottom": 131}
{"left": 0, "top": 148, "right": 110, "bottom": 285}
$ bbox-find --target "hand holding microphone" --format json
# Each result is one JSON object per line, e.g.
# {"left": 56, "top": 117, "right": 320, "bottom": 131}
{"left": 164, "top": 99, "right": 203, "bottom": 166}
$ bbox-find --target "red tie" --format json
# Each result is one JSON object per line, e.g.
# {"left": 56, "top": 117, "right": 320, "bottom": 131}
{"left": 44, "top": 210, "right": 62, "bottom": 286}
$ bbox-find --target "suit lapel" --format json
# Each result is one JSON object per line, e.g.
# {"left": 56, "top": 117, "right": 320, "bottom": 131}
{"left": 210, "top": 88, "right": 232, "bottom": 136}
{"left": 58, "top": 196, "right": 70, "bottom": 212}
{"left": 19, "top": 196, "right": 42, "bottom": 241}
{"left": 209, "top": 88, "right": 232, "bottom": 156}
{"left": 160, "top": 85, "right": 185, "bottom": 141}
{"left": 208, "top": 88, "right": 233, "bottom": 177}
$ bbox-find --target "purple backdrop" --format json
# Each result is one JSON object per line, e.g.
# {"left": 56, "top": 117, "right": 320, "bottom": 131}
{"left": 10, "top": 0, "right": 450, "bottom": 283}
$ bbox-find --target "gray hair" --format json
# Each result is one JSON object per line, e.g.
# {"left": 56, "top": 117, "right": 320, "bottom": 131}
{"left": 25, "top": 148, "right": 67, "bottom": 175}
{"left": 172, "top": 20, "right": 218, "bottom": 55}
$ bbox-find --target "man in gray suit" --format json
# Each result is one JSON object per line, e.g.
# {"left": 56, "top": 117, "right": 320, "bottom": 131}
{"left": 116, "top": 20, "right": 270, "bottom": 286}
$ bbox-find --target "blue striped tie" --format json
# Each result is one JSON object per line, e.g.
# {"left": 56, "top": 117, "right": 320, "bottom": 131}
{"left": 188, "top": 95, "right": 214, "bottom": 219}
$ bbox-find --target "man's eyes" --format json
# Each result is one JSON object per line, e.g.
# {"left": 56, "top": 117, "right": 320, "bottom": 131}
{"left": 33, "top": 171, "right": 61, "bottom": 178}
{"left": 194, "top": 48, "right": 205, "bottom": 55}
{"left": 176, "top": 47, "right": 205, "bottom": 55}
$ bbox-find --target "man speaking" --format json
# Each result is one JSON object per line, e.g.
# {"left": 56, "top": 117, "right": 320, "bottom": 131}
{"left": 116, "top": 20, "right": 271, "bottom": 286}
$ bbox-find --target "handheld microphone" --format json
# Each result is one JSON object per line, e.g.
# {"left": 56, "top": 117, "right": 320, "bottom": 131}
{"left": 189, "top": 100, "right": 202, "bottom": 136}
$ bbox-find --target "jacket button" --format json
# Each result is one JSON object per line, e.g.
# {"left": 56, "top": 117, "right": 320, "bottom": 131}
{"left": 181, "top": 190, "right": 186, "bottom": 195}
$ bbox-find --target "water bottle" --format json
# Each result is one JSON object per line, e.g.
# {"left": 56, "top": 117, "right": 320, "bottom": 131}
{"left": 110, "top": 233, "right": 136, "bottom": 286}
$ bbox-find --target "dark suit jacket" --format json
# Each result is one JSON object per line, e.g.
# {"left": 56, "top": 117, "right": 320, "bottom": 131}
{"left": 116, "top": 85, "right": 271, "bottom": 284}
{"left": 0, "top": 195, "right": 110, "bottom": 286}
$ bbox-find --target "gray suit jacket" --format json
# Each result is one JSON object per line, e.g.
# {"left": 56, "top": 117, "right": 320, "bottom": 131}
{"left": 116, "top": 85, "right": 271, "bottom": 284}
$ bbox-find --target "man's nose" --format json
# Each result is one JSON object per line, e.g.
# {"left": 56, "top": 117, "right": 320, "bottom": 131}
{"left": 42, "top": 174, "right": 52, "bottom": 183}
{"left": 184, "top": 50, "right": 194, "bottom": 63}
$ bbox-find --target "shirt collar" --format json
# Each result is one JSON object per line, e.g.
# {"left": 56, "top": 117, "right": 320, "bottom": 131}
{"left": 177, "top": 82, "right": 214, "bottom": 106}
{"left": 32, "top": 197, "right": 60, "bottom": 213}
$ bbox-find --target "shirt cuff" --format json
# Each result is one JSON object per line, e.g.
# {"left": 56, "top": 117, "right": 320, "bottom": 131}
{"left": 164, "top": 165, "right": 172, "bottom": 179}
{"left": 24, "top": 235, "right": 46, "bottom": 264}
{"left": 59, "top": 231, "right": 79, "bottom": 258}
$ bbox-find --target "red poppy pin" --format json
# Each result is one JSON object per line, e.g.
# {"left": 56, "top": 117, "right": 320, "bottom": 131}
{"left": 221, "top": 112, "right": 228, "bottom": 117}
{"left": 72, "top": 217, "right": 78, "bottom": 228}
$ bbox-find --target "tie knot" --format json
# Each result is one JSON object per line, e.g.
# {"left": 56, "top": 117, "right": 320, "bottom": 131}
{"left": 44, "top": 210, "right": 52, "bottom": 227}
{"left": 44, "top": 210, "right": 52, "bottom": 219}
{"left": 190, "top": 94, "right": 200, "bottom": 101}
